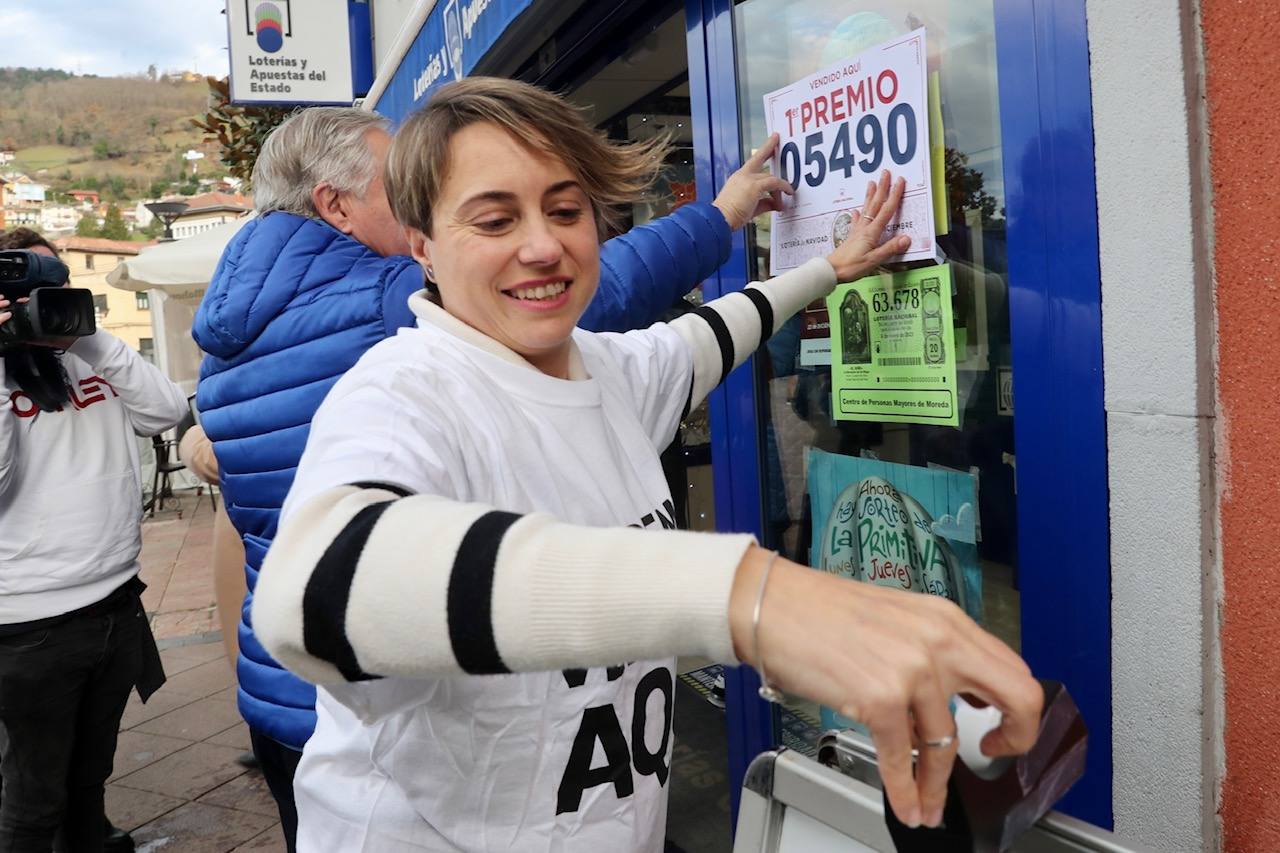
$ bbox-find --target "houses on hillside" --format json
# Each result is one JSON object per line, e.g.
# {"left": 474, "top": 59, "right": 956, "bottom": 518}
{"left": 40, "top": 204, "right": 80, "bottom": 233}
{"left": 170, "top": 191, "right": 254, "bottom": 239}
{"left": 68, "top": 189, "right": 101, "bottom": 208}
{"left": 1, "top": 173, "right": 48, "bottom": 230}
{"left": 3, "top": 174, "right": 45, "bottom": 203}
{"left": 1, "top": 153, "right": 253, "bottom": 238}
{"left": 3, "top": 172, "right": 79, "bottom": 234}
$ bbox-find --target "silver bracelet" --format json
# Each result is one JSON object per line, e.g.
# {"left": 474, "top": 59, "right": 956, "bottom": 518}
{"left": 751, "top": 551, "right": 785, "bottom": 704}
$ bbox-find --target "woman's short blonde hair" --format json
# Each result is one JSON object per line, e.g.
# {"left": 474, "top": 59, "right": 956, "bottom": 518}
{"left": 385, "top": 77, "right": 670, "bottom": 238}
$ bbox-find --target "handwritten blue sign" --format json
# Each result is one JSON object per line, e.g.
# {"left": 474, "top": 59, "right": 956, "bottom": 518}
{"left": 807, "top": 448, "right": 982, "bottom": 731}
{"left": 808, "top": 448, "right": 980, "bottom": 617}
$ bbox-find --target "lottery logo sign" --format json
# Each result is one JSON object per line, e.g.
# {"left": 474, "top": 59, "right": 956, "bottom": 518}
{"left": 227, "top": 0, "right": 353, "bottom": 104}
{"left": 764, "top": 28, "right": 935, "bottom": 273}
{"left": 250, "top": 1, "right": 290, "bottom": 53}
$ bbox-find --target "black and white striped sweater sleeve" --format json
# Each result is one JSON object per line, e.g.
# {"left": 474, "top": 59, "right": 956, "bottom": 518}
{"left": 252, "top": 482, "right": 756, "bottom": 685}
{"left": 670, "top": 256, "right": 837, "bottom": 416}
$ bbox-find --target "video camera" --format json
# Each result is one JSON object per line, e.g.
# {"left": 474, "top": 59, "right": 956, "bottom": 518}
{"left": 0, "top": 249, "right": 96, "bottom": 349}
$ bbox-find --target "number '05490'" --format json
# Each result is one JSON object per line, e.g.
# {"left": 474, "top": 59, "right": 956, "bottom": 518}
{"left": 779, "top": 103, "right": 918, "bottom": 191}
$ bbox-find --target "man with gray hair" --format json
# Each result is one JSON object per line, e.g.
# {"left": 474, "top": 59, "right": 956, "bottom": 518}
{"left": 191, "top": 106, "right": 788, "bottom": 849}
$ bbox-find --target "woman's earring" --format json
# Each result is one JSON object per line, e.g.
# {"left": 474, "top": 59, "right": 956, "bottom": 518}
{"left": 425, "top": 265, "right": 436, "bottom": 282}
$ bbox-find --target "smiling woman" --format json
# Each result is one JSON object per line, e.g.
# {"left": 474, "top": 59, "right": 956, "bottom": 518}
{"left": 383, "top": 78, "right": 673, "bottom": 377}
{"left": 249, "top": 76, "right": 1042, "bottom": 852}
{"left": 403, "top": 124, "right": 604, "bottom": 377}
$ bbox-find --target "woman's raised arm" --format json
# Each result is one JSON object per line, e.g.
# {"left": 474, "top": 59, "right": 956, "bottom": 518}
{"left": 668, "top": 169, "right": 912, "bottom": 416}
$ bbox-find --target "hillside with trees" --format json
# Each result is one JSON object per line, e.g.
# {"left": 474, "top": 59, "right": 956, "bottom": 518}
{"left": 0, "top": 67, "right": 222, "bottom": 202}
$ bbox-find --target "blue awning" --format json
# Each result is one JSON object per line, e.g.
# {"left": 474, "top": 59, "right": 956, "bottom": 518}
{"left": 372, "top": 0, "right": 534, "bottom": 123}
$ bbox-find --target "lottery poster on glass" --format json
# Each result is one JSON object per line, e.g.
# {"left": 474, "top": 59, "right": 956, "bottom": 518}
{"left": 764, "top": 27, "right": 935, "bottom": 274}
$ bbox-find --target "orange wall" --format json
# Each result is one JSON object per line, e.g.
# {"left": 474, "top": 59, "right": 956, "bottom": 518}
{"left": 1204, "top": 0, "right": 1280, "bottom": 847}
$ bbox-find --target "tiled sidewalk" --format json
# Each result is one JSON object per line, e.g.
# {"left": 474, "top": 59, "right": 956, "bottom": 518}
{"left": 106, "top": 492, "right": 287, "bottom": 852}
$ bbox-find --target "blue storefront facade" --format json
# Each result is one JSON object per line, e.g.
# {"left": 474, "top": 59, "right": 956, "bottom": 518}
{"left": 367, "top": 0, "right": 535, "bottom": 122}
{"left": 361, "top": 0, "right": 1117, "bottom": 842}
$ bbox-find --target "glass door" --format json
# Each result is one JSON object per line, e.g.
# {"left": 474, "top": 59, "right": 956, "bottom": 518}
{"left": 733, "top": 0, "right": 1019, "bottom": 745}
{"left": 688, "top": 0, "right": 1110, "bottom": 828}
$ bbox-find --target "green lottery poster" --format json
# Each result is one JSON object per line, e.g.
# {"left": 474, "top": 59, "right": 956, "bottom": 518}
{"left": 826, "top": 263, "right": 958, "bottom": 427}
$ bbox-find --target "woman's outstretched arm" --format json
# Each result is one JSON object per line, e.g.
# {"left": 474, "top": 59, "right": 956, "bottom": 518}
{"left": 256, "top": 478, "right": 1040, "bottom": 830}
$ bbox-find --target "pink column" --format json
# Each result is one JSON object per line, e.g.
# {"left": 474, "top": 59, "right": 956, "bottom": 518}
{"left": 1203, "top": 1, "right": 1280, "bottom": 848}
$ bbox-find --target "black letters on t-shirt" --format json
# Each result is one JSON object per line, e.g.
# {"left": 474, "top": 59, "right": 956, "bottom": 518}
{"left": 556, "top": 705, "right": 634, "bottom": 814}
{"left": 631, "top": 667, "right": 674, "bottom": 785}
{"left": 556, "top": 665, "right": 675, "bottom": 814}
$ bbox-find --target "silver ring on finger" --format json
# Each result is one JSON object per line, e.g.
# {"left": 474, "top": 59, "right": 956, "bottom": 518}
{"left": 922, "top": 732, "right": 957, "bottom": 750}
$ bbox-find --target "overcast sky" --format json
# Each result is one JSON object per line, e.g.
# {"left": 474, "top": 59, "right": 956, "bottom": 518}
{"left": 1, "top": 0, "right": 230, "bottom": 78}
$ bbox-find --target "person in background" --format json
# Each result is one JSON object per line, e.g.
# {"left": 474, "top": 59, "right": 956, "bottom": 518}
{"left": 0, "top": 227, "right": 187, "bottom": 852}
{"left": 252, "top": 77, "right": 1042, "bottom": 851}
{"left": 192, "top": 106, "right": 788, "bottom": 850}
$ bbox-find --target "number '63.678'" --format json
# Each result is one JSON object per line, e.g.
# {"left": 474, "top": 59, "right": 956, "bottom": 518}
{"left": 779, "top": 103, "right": 918, "bottom": 191}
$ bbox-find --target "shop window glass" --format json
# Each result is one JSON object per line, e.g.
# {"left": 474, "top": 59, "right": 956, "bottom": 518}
{"left": 733, "top": 0, "right": 1017, "bottom": 752}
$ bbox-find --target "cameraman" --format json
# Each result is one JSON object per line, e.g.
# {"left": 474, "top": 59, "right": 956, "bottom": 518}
{"left": 0, "top": 228, "right": 187, "bottom": 852}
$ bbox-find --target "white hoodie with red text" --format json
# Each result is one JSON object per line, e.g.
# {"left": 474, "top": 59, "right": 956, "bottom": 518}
{"left": 0, "top": 330, "right": 187, "bottom": 623}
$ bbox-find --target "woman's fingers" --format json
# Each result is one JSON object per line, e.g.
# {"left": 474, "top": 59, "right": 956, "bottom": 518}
{"left": 728, "top": 558, "right": 1043, "bottom": 829}
{"left": 959, "top": 655, "right": 1043, "bottom": 758}
{"left": 857, "top": 663, "right": 958, "bottom": 829}
{"left": 934, "top": 655, "right": 1043, "bottom": 757}
{"left": 973, "top": 677, "right": 1044, "bottom": 756}
{"left": 869, "top": 235, "right": 912, "bottom": 265}
{"left": 870, "top": 175, "right": 907, "bottom": 231}
{"left": 755, "top": 195, "right": 784, "bottom": 217}
{"left": 898, "top": 595, "right": 1041, "bottom": 757}
{"left": 910, "top": 672, "right": 960, "bottom": 827}
{"left": 862, "top": 179, "right": 879, "bottom": 219}
{"left": 860, "top": 683, "right": 923, "bottom": 828}
{"left": 852, "top": 173, "right": 905, "bottom": 245}
{"left": 861, "top": 170, "right": 894, "bottom": 220}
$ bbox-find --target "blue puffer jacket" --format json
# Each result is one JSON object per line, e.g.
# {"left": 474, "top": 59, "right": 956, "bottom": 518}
{"left": 193, "top": 204, "right": 731, "bottom": 750}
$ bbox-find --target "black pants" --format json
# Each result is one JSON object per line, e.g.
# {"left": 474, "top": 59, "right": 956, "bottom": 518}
{"left": 0, "top": 594, "right": 148, "bottom": 852}
{"left": 249, "top": 730, "right": 302, "bottom": 853}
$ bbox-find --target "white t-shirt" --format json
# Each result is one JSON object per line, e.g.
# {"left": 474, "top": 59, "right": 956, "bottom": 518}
{"left": 256, "top": 258, "right": 838, "bottom": 851}
{"left": 0, "top": 331, "right": 188, "bottom": 621}
{"left": 285, "top": 297, "right": 694, "bottom": 852}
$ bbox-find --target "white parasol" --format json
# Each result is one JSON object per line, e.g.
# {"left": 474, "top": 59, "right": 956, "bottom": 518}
{"left": 106, "top": 215, "right": 252, "bottom": 293}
